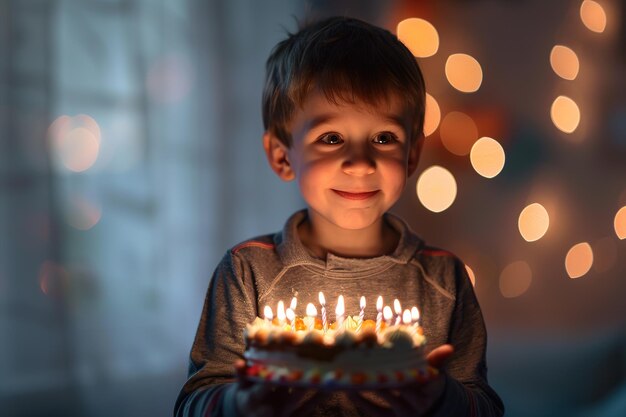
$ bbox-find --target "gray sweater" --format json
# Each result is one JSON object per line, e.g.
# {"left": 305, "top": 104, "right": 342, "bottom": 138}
{"left": 174, "top": 210, "right": 504, "bottom": 416}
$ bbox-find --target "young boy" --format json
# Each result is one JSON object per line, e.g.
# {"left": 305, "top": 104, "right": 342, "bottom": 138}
{"left": 174, "top": 16, "right": 504, "bottom": 417}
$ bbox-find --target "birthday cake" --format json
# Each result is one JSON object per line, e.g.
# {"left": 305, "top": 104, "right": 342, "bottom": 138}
{"left": 241, "top": 296, "right": 434, "bottom": 388}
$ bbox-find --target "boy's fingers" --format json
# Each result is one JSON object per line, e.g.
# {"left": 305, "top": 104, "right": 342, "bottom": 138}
{"left": 426, "top": 344, "right": 454, "bottom": 369}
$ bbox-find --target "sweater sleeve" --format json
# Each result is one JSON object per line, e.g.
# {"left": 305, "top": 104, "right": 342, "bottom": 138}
{"left": 173, "top": 251, "right": 258, "bottom": 417}
{"left": 427, "top": 258, "right": 505, "bottom": 417}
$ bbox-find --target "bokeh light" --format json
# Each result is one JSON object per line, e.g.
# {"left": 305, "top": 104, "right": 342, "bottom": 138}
{"left": 499, "top": 261, "right": 532, "bottom": 298}
{"left": 470, "top": 137, "right": 505, "bottom": 178}
{"left": 550, "top": 45, "right": 580, "bottom": 80}
{"left": 550, "top": 95, "right": 581, "bottom": 133}
{"left": 146, "top": 54, "right": 193, "bottom": 103}
{"left": 518, "top": 203, "right": 550, "bottom": 242}
{"left": 580, "top": 0, "right": 607, "bottom": 33}
{"left": 565, "top": 242, "right": 594, "bottom": 279}
{"left": 39, "top": 261, "right": 68, "bottom": 297}
{"left": 465, "top": 265, "right": 476, "bottom": 287}
{"left": 445, "top": 53, "right": 483, "bottom": 93}
{"left": 423, "top": 93, "right": 441, "bottom": 137}
{"left": 614, "top": 206, "right": 626, "bottom": 239}
{"left": 439, "top": 111, "right": 478, "bottom": 156}
{"left": 396, "top": 18, "right": 440, "bottom": 58}
{"left": 416, "top": 165, "right": 457, "bottom": 213}
{"left": 66, "top": 196, "right": 102, "bottom": 230}
{"left": 48, "top": 114, "right": 101, "bottom": 172}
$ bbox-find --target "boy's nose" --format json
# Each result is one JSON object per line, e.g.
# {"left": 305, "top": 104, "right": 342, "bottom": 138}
{"left": 341, "top": 148, "right": 376, "bottom": 176}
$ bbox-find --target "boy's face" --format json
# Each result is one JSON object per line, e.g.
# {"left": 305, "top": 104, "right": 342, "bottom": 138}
{"left": 264, "top": 89, "right": 422, "bottom": 232}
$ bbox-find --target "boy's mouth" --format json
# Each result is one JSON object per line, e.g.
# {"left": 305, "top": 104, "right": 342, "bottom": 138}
{"left": 332, "top": 189, "right": 380, "bottom": 200}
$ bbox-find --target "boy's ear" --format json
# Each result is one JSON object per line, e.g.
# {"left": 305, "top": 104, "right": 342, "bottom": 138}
{"left": 263, "top": 131, "right": 295, "bottom": 181}
{"left": 407, "top": 136, "right": 424, "bottom": 177}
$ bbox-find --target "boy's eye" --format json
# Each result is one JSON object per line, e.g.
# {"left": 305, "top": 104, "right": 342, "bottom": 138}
{"left": 373, "top": 132, "right": 398, "bottom": 144}
{"left": 318, "top": 133, "right": 343, "bottom": 145}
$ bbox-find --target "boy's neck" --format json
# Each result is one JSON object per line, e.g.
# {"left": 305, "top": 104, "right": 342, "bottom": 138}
{"left": 298, "top": 209, "right": 400, "bottom": 259}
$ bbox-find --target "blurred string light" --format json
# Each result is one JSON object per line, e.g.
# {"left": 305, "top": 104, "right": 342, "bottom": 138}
{"left": 580, "top": 0, "right": 607, "bottom": 33}
{"left": 66, "top": 196, "right": 102, "bottom": 231}
{"left": 39, "top": 261, "right": 68, "bottom": 297}
{"left": 499, "top": 261, "right": 532, "bottom": 298}
{"left": 396, "top": 18, "right": 440, "bottom": 58}
{"left": 423, "top": 93, "right": 441, "bottom": 137}
{"left": 465, "top": 265, "right": 476, "bottom": 287}
{"left": 615, "top": 206, "right": 626, "bottom": 239}
{"left": 439, "top": 111, "right": 478, "bottom": 156}
{"left": 146, "top": 54, "right": 193, "bottom": 103}
{"left": 48, "top": 115, "right": 101, "bottom": 172}
{"left": 550, "top": 45, "right": 580, "bottom": 80}
{"left": 469, "top": 137, "right": 505, "bottom": 178}
{"left": 518, "top": 203, "right": 550, "bottom": 242}
{"left": 550, "top": 95, "right": 581, "bottom": 133}
{"left": 416, "top": 165, "right": 457, "bottom": 213}
{"left": 565, "top": 242, "right": 594, "bottom": 279}
{"left": 445, "top": 53, "right": 483, "bottom": 93}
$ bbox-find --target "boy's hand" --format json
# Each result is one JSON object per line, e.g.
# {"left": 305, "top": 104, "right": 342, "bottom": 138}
{"left": 233, "top": 359, "right": 327, "bottom": 417}
{"left": 347, "top": 344, "right": 454, "bottom": 417}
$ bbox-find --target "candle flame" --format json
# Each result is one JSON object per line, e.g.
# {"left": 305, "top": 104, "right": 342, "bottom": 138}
{"left": 318, "top": 292, "right": 325, "bottom": 305}
{"left": 360, "top": 296, "right": 366, "bottom": 309}
{"left": 277, "top": 301, "right": 286, "bottom": 321}
{"left": 306, "top": 302, "right": 317, "bottom": 317}
{"left": 394, "top": 299, "right": 402, "bottom": 314}
{"left": 336, "top": 295, "right": 345, "bottom": 316}
{"left": 411, "top": 306, "right": 420, "bottom": 321}
{"left": 383, "top": 306, "right": 393, "bottom": 321}
{"left": 286, "top": 308, "right": 295, "bottom": 322}
{"left": 376, "top": 295, "right": 383, "bottom": 311}
{"left": 403, "top": 309, "right": 412, "bottom": 325}
{"left": 264, "top": 305, "right": 273, "bottom": 321}
{"left": 290, "top": 297, "right": 297, "bottom": 311}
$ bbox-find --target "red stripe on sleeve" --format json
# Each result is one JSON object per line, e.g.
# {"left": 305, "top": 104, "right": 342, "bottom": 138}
{"left": 231, "top": 241, "right": 276, "bottom": 254}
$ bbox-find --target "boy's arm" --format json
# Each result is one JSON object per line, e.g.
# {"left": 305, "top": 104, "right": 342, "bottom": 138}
{"left": 173, "top": 251, "right": 257, "bottom": 417}
{"left": 427, "top": 258, "right": 504, "bottom": 417}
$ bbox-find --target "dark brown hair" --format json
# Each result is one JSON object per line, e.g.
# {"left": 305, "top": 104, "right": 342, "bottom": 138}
{"left": 262, "top": 16, "right": 426, "bottom": 147}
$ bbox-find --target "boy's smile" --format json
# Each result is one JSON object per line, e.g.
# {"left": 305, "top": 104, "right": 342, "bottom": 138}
{"left": 264, "top": 89, "right": 422, "bottom": 257}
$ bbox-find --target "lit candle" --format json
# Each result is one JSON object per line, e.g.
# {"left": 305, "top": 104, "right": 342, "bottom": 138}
{"left": 264, "top": 305, "right": 273, "bottom": 326}
{"left": 336, "top": 295, "right": 345, "bottom": 329}
{"left": 286, "top": 308, "right": 295, "bottom": 331}
{"left": 356, "top": 296, "right": 366, "bottom": 333}
{"left": 402, "top": 309, "right": 412, "bottom": 325}
{"left": 290, "top": 297, "right": 298, "bottom": 314}
{"left": 411, "top": 306, "right": 420, "bottom": 327}
{"left": 318, "top": 292, "right": 327, "bottom": 332}
{"left": 383, "top": 305, "right": 393, "bottom": 327}
{"left": 394, "top": 299, "right": 402, "bottom": 325}
{"left": 277, "top": 301, "right": 286, "bottom": 325}
{"left": 305, "top": 303, "right": 317, "bottom": 331}
{"left": 376, "top": 296, "right": 383, "bottom": 333}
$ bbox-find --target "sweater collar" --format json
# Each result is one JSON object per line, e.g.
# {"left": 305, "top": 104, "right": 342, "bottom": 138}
{"left": 275, "top": 209, "right": 423, "bottom": 272}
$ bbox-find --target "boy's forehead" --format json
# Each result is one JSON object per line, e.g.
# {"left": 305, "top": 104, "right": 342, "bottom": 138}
{"left": 295, "top": 88, "right": 411, "bottom": 126}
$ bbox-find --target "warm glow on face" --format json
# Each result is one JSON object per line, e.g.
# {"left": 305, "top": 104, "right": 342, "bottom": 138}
{"left": 465, "top": 265, "right": 476, "bottom": 287}
{"left": 580, "top": 0, "right": 607, "bottom": 33}
{"left": 614, "top": 206, "right": 626, "bottom": 239}
{"left": 396, "top": 18, "right": 440, "bottom": 58}
{"left": 518, "top": 203, "right": 550, "bottom": 242}
{"left": 499, "top": 261, "right": 532, "bottom": 298}
{"left": 470, "top": 137, "right": 505, "bottom": 178}
{"left": 423, "top": 93, "right": 441, "bottom": 137}
{"left": 550, "top": 45, "right": 580, "bottom": 80}
{"left": 445, "top": 53, "right": 483, "bottom": 93}
{"left": 416, "top": 165, "right": 457, "bottom": 213}
{"left": 439, "top": 111, "right": 478, "bottom": 156}
{"left": 551, "top": 95, "right": 581, "bottom": 133}
{"left": 565, "top": 242, "right": 594, "bottom": 279}
{"left": 48, "top": 115, "right": 102, "bottom": 172}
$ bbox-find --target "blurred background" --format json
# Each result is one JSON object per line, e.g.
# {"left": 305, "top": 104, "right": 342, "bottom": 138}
{"left": 1, "top": 0, "right": 625, "bottom": 416}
